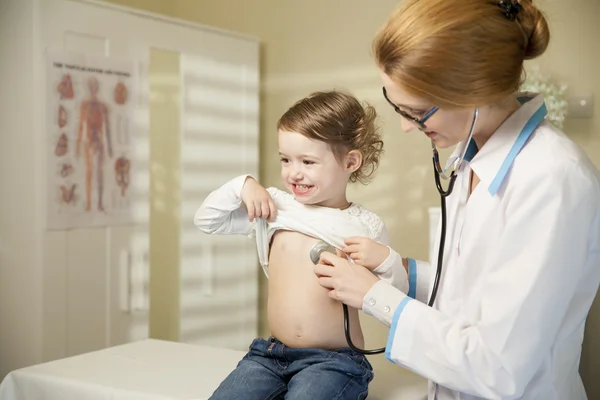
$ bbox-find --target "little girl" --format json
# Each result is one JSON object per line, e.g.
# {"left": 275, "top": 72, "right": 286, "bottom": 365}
{"left": 194, "top": 90, "right": 408, "bottom": 400}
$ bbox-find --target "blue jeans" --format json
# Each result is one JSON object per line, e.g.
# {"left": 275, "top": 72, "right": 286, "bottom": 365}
{"left": 209, "top": 336, "right": 374, "bottom": 400}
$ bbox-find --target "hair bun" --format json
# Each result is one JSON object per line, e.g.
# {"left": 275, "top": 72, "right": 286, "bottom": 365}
{"left": 519, "top": 0, "right": 550, "bottom": 59}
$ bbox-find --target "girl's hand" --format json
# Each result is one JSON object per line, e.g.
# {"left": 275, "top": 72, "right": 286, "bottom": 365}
{"left": 240, "top": 177, "right": 277, "bottom": 222}
{"left": 343, "top": 237, "right": 390, "bottom": 270}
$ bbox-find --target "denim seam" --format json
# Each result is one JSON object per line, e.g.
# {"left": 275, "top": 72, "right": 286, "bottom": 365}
{"left": 274, "top": 342, "right": 289, "bottom": 370}
{"left": 330, "top": 375, "right": 366, "bottom": 400}
{"left": 329, "top": 351, "right": 372, "bottom": 379}
{"left": 265, "top": 383, "right": 286, "bottom": 400}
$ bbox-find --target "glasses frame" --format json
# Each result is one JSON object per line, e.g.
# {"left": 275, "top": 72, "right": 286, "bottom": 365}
{"left": 382, "top": 87, "right": 439, "bottom": 130}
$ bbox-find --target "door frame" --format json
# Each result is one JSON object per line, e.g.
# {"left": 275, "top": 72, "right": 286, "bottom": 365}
{"left": 69, "top": 0, "right": 259, "bottom": 42}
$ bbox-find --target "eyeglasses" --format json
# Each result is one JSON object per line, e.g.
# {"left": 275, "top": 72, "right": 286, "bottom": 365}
{"left": 382, "top": 87, "right": 439, "bottom": 131}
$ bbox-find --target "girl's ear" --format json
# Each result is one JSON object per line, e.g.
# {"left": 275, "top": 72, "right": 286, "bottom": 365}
{"left": 345, "top": 150, "right": 363, "bottom": 174}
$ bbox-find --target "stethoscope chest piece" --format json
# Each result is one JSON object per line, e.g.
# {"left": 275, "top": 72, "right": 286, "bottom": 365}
{"left": 308, "top": 239, "right": 385, "bottom": 355}
{"left": 309, "top": 241, "right": 336, "bottom": 265}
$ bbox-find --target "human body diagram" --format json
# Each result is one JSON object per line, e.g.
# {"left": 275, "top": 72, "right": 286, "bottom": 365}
{"left": 76, "top": 77, "right": 113, "bottom": 212}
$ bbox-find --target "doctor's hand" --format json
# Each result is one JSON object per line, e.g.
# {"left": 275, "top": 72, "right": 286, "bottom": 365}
{"left": 240, "top": 177, "right": 277, "bottom": 222}
{"left": 343, "top": 237, "right": 390, "bottom": 270}
{"left": 314, "top": 251, "right": 380, "bottom": 310}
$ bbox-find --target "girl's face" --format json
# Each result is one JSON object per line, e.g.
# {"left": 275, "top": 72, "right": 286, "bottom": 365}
{"left": 380, "top": 70, "right": 475, "bottom": 149}
{"left": 278, "top": 130, "right": 360, "bottom": 209}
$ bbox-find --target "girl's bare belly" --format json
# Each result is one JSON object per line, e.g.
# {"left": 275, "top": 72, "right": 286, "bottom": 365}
{"left": 267, "top": 230, "right": 364, "bottom": 350}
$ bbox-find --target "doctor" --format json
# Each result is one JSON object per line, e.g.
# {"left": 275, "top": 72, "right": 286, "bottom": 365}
{"left": 313, "top": 0, "right": 600, "bottom": 399}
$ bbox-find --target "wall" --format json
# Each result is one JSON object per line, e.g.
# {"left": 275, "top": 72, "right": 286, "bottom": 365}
{"left": 103, "top": 0, "right": 600, "bottom": 395}
{"left": 148, "top": 49, "right": 181, "bottom": 341}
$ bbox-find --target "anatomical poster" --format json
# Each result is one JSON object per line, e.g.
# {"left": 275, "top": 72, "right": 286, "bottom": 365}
{"left": 46, "top": 48, "right": 139, "bottom": 230}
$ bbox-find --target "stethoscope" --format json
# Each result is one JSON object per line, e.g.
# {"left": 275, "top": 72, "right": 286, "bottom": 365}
{"left": 309, "top": 109, "right": 480, "bottom": 355}
{"left": 310, "top": 241, "right": 383, "bottom": 354}
{"left": 429, "top": 109, "right": 479, "bottom": 307}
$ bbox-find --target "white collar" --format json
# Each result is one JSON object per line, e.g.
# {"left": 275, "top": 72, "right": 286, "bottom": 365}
{"left": 448, "top": 92, "right": 546, "bottom": 195}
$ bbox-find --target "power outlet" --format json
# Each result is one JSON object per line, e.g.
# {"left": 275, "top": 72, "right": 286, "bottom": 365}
{"left": 567, "top": 95, "right": 594, "bottom": 119}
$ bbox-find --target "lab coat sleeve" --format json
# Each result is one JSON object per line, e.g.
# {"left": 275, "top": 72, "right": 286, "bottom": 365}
{"left": 193, "top": 174, "right": 255, "bottom": 236}
{"left": 371, "top": 223, "right": 409, "bottom": 293}
{"left": 406, "top": 257, "right": 431, "bottom": 303}
{"left": 367, "top": 162, "right": 599, "bottom": 399}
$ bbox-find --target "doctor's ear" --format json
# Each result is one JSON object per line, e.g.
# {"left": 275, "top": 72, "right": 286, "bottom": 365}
{"left": 344, "top": 150, "right": 363, "bottom": 173}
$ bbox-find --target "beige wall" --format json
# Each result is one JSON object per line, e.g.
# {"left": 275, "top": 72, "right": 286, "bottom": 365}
{"left": 104, "top": 0, "right": 600, "bottom": 395}
{"left": 148, "top": 49, "right": 181, "bottom": 342}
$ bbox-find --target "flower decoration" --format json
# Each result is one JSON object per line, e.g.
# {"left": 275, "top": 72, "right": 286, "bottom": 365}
{"left": 521, "top": 64, "right": 569, "bottom": 129}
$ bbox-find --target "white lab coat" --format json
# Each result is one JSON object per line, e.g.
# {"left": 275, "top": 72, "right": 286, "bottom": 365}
{"left": 361, "top": 93, "right": 600, "bottom": 399}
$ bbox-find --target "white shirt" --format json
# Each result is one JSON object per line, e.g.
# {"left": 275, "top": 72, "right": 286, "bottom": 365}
{"left": 193, "top": 174, "right": 409, "bottom": 290}
{"left": 362, "top": 93, "right": 600, "bottom": 399}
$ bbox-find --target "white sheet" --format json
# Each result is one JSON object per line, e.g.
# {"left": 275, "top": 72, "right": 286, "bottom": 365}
{"left": 0, "top": 339, "right": 427, "bottom": 400}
